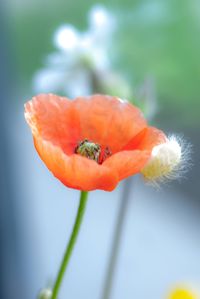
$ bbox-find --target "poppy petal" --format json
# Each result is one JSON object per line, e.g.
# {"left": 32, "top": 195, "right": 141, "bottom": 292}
{"left": 123, "top": 126, "right": 167, "bottom": 151}
{"left": 72, "top": 94, "right": 147, "bottom": 153}
{"left": 25, "top": 94, "right": 81, "bottom": 155}
{"left": 34, "top": 136, "right": 118, "bottom": 191}
{"left": 103, "top": 150, "right": 150, "bottom": 181}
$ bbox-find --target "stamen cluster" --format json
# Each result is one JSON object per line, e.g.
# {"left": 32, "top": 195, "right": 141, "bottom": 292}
{"left": 75, "top": 139, "right": 111, "bottom": 164}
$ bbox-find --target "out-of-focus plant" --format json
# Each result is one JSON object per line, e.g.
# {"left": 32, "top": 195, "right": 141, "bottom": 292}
{"left": 33, "top": 5, "right": 132, "bottom": 100}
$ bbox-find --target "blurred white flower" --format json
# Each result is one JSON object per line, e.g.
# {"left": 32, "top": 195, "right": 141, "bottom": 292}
{"left": 88, "top": 4, "right": 116, "bottom": 41}
{"left": 54, "top": 25, "right": 80, "bottom": 51}
{"left": 33, "top": 3, "right": 161, "bottom": 117}
{"left": 33, "top": 4, "right": 118, "bottom": 98}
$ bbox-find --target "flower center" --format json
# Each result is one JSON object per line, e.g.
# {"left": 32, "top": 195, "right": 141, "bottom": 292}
{"left": 75, "top": 139, "right": 111, "bottom": 164}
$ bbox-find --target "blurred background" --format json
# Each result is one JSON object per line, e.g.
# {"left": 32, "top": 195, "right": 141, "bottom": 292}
{"left": 1, "top": 0, "right": 200, "bottom": 298}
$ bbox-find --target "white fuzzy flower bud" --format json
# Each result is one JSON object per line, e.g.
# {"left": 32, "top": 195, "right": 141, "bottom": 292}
{"left": 141, "top": 136, "right": 183, "bottom": 183}
{"left": 38, "top": 288, "right": 52, "bottom": 299}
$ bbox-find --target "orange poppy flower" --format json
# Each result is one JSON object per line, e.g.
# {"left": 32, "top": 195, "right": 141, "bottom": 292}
{"left": 24, "top": 94, "right": 166, "bottom": 191}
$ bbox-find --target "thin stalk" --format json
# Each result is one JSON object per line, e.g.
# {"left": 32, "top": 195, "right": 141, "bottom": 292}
{"left": 101, "top": 177, "right": 134, "bottom": 299}
{"left": 51, "top": 191, "right": 89, "bottom": 299}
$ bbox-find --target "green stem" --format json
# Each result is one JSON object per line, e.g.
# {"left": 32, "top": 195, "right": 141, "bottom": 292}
{"left": 51, "top": 191, "right": 89, "bottom": 299}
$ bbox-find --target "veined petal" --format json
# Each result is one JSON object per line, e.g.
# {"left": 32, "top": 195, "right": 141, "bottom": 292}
{"left": 25, "top": 94, "right": 81, "bottom": 155}
{"left": 73, "top": 94, "right": 147, "bottom": 153}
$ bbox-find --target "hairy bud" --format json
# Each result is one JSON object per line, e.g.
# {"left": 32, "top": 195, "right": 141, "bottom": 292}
{"left": 141, "top": 136, "right": 186, "bottom": 184}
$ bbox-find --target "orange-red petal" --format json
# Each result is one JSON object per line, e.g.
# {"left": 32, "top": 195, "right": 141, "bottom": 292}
{"left": 73, "top": 95, "right": 147, "bottom": 152}
{"left": 25, "top": 94, "right": 81, "bottom": 155}
{"left": 123, "top": 126, "right": 167, "bottom": 152}
{"left": 103, "top": 150, "right": 150, "bottom": 181}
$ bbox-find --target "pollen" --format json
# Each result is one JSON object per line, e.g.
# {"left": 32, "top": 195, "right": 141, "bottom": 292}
{"left": 141, "top": 136, "right": 182, "bottom": 183}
